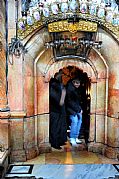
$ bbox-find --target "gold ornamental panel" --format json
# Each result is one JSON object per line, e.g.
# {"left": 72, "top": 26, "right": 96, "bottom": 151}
{"left": 68, "top": 23, "right": 78, "bottom": 33}
{"left": 48, "top": 21, "right": 68, "bottom": 32}
{"left": 48, "top": 20, "right": 97, "bottom": 33}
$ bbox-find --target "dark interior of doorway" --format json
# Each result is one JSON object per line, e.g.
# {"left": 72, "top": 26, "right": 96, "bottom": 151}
{"left": 50, "top": 66, "right": 91, "bottom": 144}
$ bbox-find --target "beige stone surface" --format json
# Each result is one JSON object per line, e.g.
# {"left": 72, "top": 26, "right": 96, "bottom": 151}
{"left": 100, "top": 30, "right": 119, "bottom": 64}
{"left": 37, "top": 114, "right": 49, "bottom": 145}
{"left": 10, "top": 119, "right": 24, "bottom": 150}
{"left": 90, "top": 82, "right": 97, "bottom": 113}
{"left": 37, "top": 76, "right": 49, "bottom": 114}
{"left": 24, "top": 76, "right": 34, "bottom": 116}
{"left": 96, "top": 114, "right": 105, "bottom": 143}
{"left": 108, "top": 89, "right": 119, "bottom": 117}
{"left": 96, "top": 79, "right": 106, "bottom": 114}
{"left": 0, "top": 120, "right": 9, "bottom": 149}
{"left": 105, "top": 146, "right": 119, "bottom": 159}
{"left": 24, "top": 117, "right": 35, "bottom": 149}
{"left": 0, "top": 50, "right": 8, "bottom": 109}
{"left": 89, "top": 114, "right": 95, "bottom": 142}
{"left": 107, "top": 117, "right": 119, "bottom": 147}
{"left": 1, "top": 3, "right": 119, "bottom": 162}
{"left": 8, "top": 55, "right": 24, "bottom": 111}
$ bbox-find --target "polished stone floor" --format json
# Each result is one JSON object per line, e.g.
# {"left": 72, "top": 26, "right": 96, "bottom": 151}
{"left": 6, "top": 164, "right": 119, "bottom": 179}
{"left": 6, "top": 141, "right": 119, "bottom": 179}
{"left": 24, "top": 141, "right": 119, "bottom": 165}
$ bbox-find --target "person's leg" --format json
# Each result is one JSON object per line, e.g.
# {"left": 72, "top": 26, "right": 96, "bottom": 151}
{"left": 75, "top": 112, "right": 82, "bottom": 144}
{"left": 50, "top": 112, "right": 62, "bottom": 149}
{"left": 59, "top": 114, "right": 67, "bottom": 146}
{"left": 70, "top": 114, "right": 78, "bottom": 139}
{"left": 69, "top": 114, "right": 78, "bottom": 146}
{"left": 77, "top": 112, "right": 82, "bottom": 136}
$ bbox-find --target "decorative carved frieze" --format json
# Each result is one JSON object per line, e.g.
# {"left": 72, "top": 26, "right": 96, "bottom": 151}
{"left": 48, "top": 20, "right": 97, "bottom": 33}
{"left": 18, "top": 14, "right": 119, "bottom": 40}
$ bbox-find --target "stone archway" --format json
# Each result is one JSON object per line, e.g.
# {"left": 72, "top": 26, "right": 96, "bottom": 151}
{"left": 8, "top": 26, "right": 119, "bottom": 161}
{"left": 35, "top": 49, "right": 108, "bottom": 155}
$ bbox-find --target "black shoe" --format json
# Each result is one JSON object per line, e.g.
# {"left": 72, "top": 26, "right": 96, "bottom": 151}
{"left": 56, "top": 146, "right": 62, "bottom": 150}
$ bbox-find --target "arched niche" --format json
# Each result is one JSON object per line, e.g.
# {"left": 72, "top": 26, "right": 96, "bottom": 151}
{"left": 34, "top": 47, "right": 108, "bottom": 153}
{"left": 9, "top": 25, "right": 119, "bottom": 161}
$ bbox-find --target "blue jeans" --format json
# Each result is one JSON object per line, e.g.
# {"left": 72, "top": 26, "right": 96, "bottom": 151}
{"left": 69, "top": 112, "right": 82, "bottom": 139}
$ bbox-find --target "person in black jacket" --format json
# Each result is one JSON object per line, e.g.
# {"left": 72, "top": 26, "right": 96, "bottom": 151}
{"left": 66, "top": 78, "right": 83, "bottom": 146}
{"left": 49, "top": 71, "right": 67, "bottom": 150}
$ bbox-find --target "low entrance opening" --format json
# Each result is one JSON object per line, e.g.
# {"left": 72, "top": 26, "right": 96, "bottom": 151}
{"left": 49, "top": 65, "right": 91, "bottom": 145}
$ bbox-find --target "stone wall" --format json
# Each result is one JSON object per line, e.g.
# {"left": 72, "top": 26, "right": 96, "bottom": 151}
{"left": 0, "top": 0, "right": 9, "bottom": 176}
{"left": 6, "top": 1, "right": 119, "bottom": 162}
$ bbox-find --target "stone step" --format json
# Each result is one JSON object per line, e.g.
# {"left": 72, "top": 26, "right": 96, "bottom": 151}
{"left": 10, "top": 150, "right": 26, "bottom": 162}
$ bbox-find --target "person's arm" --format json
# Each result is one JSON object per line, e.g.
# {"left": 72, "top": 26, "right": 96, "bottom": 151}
{"left": 59, "top": 87, "right": 66, "bottom": 106}
{"left": 50, "top": 86, "right": 61, "bottom": 104}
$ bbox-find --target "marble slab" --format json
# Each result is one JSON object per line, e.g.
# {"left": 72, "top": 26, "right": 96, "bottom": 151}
{"left": 7, "top": 165, "right": 33, "bottom": 174}
{"left": 5, "top": 164, "right": 119, "bottom": 179}
{"left": 10, "top": 166, "right": 31, "bottom": 173}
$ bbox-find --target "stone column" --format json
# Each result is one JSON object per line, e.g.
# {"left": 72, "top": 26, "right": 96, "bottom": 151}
{"left": 105, "top": 64, "right": 119, "bottom": 159}
{"left": 8, "top": 54, "right": 25, "bottom": 111}
{"left": 0, "top": 1, "right": 10, "bottom": 165}
{"left": 0, "top": 0, "right": 9, "bottom": 112}
{"left": 88, "top": 78, "right": 107, "bottom": 154}
{"left": 0, "top": 48, "right": 9, "bottom": 111}
{"left": 96, "top": 79, "right": 106, "bottom": 144}
{"left": 10, "top": 112, "right": 26, "bottom": 162}
{"left": 89, "top": 81, "right": 97, "bottom": 143}
{"left": 0, "top": 118, "right": 10, "bottom": 150}
{"left": 8, "top": 54, "right": 27, "bottom": 162}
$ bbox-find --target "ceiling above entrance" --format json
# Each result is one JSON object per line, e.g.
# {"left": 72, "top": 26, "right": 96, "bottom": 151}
{"left": 18, "top": 0, "right": 119, "bottom": 39}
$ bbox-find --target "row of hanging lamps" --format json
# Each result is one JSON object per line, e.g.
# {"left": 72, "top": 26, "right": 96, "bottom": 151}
{"left": 18, "top": 0, "right": 119, "bottom": 30}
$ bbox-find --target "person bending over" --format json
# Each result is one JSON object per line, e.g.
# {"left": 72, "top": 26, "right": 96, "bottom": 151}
{"left": 66, "top": 78, "right": 83, "bottom": 146}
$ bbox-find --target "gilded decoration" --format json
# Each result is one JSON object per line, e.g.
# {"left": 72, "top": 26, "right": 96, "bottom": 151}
{"left": 18, "top": 14, "right": 119, "bottom": 40}
{"left": 18, "top": 0, "right": 119, "bottom": 40}
{"left": 68, "top": 23, "right": 78, "bottom": 33}
{"left": 48, "top": 20, "right": 97, "bottom": 33}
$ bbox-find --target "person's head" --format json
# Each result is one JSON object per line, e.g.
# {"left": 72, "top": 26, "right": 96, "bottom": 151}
{"left": 72, "top": 78, "right": 81, "bottom": 88}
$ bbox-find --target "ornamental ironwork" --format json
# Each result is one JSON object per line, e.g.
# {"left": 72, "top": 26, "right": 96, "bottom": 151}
{"left": 44, "top": 31, "right": 102, "bottom": 61}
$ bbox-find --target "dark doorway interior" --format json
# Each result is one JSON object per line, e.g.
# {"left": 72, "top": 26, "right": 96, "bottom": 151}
{"left": 49, "top": 65, "right": 91, "bottom": 145}
{"left": 79, "top": 71, "right": 91, "bottom": 144}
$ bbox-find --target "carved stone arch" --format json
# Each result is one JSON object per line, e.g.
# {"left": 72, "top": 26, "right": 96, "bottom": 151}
{"left": 8, "top": 0, "right": 119, "bottom": 162}
{"left": 33, "top": 46, "right": 109, "bottom": 150}
{"left": 44, "top": 59, "right": 96, "bottom": 82}
{"left": 11, "top": 9, "right": 119, "bottom": 159}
